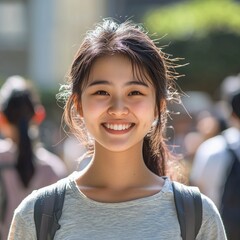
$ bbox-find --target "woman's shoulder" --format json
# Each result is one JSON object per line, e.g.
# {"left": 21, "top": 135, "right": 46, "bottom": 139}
{"left": 201, "top": 193, "right": 221, "bottom": 220}
{"left": 9, "top": 176, "right": 71, "bottom": 239}
{"left": 198, "top": 193, "right": 227, "bottom": 239}
{"left": 175, "top": 182, "right": 220, "bottom": 218}
{"left": 15, "top": 174, "right": 73, "bottom": 215}
{"left": 170, "top": 181, "right": 222, "bottom": 222}
{"left": 171, "top": 181, "right": 226, "bottom": 238}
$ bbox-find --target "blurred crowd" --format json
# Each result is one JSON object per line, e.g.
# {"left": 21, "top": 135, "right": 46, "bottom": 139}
{"left": 0, "top": 73, "right": 239, "bottom": 239}
{"left": 170, "top": 74, "right": 240, "bottom": 239}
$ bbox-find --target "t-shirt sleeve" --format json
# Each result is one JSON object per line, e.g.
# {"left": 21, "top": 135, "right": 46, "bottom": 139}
{"left": 7, "top": 191, "right": 38, "bottom": 240}
{"left": 196, "top": 194, "right": 227, "bottom": 240}
{"left": 7, "top": 179, "right": 66, "bottom": 240}
{"left": 8, "top": 211, "right": 35, "bottom": 240}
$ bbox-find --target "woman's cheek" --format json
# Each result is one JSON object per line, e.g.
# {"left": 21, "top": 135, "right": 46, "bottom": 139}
{"left": 82, "top": 99, "right": 107, "bottom": 116}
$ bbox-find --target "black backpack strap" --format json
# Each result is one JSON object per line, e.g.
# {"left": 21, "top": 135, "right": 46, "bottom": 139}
{"left": 34, "top": 179, "right": 67, "bottom": 240}
{"left": 172, "top": 181, "right": 203, "bottom": 240}
{"left": 220, "top": 135, "right": 240, "bottom": 239}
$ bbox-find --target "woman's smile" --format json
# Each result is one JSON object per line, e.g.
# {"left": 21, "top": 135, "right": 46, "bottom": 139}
{"left": 102, "top": 122, "right": 135, "bottom": 134}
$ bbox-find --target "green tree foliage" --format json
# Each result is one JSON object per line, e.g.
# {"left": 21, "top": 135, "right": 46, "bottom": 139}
{"left": 144, "top": 0, "right": 240, "bottom": 97}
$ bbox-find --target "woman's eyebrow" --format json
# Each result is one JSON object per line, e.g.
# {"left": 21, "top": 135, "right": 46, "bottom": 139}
{"left": 126, "top": 81, "right": 149, "bottom": 87}
{"left": 87, "top": 80, "right": 149, "bottom": 87}
{"left": 88, "top": 80, "right": 110, "bottom": 87}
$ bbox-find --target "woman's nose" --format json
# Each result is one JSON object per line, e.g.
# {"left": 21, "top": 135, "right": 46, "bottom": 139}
{"left": 107, "top": 98, "right": 129, "bottom": 116}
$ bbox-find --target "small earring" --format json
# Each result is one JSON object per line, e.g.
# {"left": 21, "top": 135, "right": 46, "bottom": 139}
{"left": 152, "top": 119, "right": 158, "bottom": 127}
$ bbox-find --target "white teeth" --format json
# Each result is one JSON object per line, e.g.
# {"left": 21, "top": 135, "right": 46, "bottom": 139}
{"left": 104, "top": 123, "right": 132, "bottom": 131}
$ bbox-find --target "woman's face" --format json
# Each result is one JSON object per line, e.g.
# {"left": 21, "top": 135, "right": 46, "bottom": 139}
{"left": 78, "top": 54, "right": 156, "bottom": 152}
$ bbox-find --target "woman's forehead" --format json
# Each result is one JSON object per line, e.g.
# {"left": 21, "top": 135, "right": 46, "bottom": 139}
{"left": 87, "top": 54, "right": 153, "bottom": 86}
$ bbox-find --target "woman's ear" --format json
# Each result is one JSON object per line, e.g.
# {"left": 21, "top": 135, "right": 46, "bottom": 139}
{"left": 154, "top": 104, "right": 159, "bottom": 119}
{"left": 78, "top": 104, "right": 84, "bottom": 117}
{"left": 154, "top": 99, "right": 165, "bottom": 121}
{"left": 73, "top": 95, "right": 83, "bottom": 117}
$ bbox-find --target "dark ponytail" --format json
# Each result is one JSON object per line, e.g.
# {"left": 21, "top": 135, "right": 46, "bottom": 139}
{"left": 16, "top": 118, "right": 34, "bottom": 187}
{"left": 3, "top": 90, "right": 35, "bottom": 187}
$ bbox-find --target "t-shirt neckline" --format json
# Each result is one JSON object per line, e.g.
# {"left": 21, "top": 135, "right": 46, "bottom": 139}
{"left": 68, "top": 171, "right": 172, "bottom": 208}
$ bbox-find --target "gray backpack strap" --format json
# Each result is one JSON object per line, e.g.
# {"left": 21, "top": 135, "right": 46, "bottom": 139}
{"left": 34, "top": 179, "right": 67, "bottom": 240}
{"left": 172, "top": 181, "right": 203, "bottom": 240}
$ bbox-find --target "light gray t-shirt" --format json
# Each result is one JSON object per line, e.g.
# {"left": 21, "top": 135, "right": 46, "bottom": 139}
{"left": 8, "top": 172, "right": 226, "bottom": 240}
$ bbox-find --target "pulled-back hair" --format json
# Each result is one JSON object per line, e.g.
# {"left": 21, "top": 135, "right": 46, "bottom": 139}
{"left": 0, "top": 76, "right": 36, "bottom": 187}
{"left": 59, "top": 19, "right": 181, "bottom": 176}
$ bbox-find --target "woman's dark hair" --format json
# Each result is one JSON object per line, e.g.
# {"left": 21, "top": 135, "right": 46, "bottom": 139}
{"left": 59, "top": 19, "right": 181, "bottom": 177}
{"left": 0, "top": 76, "right": 36, "bottom": 187}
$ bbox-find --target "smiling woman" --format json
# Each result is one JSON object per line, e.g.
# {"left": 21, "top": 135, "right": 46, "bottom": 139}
{"left": 8, "top": 19, "right": 227, "bottom": 240}
{"left": 65, "top": 25, "right": 173, "bottom": 176}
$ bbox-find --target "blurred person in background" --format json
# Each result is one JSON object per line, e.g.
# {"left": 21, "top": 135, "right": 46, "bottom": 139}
{"left": 167, "top": 91, "right": 213, "bottom": 157}
{"left": 190, "top": 74, "right": 240, "bottom": 240}
{"left": 167, "top": 91, "right": 224, "bottom": 183}
{"left": 184, "top": 109, "right": 227, "bottom": 166}
{"left": 0, "top": 76, "right": 67, "bottom": 240}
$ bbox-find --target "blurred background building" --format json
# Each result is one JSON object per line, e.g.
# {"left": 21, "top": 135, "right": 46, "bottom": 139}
{"left": 0, "top": 0, "right": 178, "bottom": 89}
{"left": 1, "top": 0, "right": 240, "bottom": 91}
{"left": 0, "top": 0, "right": 108, "bottom": 89}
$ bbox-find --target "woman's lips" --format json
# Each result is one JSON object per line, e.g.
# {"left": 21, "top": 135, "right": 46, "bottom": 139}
{"left": 102, "top": 123, "right": 135, "bottom": 134}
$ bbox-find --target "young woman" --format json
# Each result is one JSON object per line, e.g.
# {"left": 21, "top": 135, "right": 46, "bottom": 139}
{"left": 8, "top": 19, "right": 226, "bottom": 239}
{"left": 0, "top": 76, "right": 67, "bottom": 240}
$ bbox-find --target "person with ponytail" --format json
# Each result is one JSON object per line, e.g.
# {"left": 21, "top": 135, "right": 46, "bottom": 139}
{"left": 0, "top": 76, "right": 67, "bottom": 240}
{"left": 8, "top": 19, "right": 225, "bottom": 239}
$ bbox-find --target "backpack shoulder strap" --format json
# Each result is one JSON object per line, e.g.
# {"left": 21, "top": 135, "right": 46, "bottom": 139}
{"left": 34, "top": 178, "right": 67, "bottom": 240}
{"left": 172, "top": 181, "right": 203, "bottom": 240}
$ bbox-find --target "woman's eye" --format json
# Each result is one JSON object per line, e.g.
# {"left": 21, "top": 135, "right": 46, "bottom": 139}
{"left": 94, "top": 90, "right": 109, "bottom": 96}
{"left": 129, "top": 91, "right": 142, "bottom": 96}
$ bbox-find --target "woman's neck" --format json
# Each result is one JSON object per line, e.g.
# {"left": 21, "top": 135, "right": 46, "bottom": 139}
{"left": 76, "top": 142, "right": 161, "bottom": 190}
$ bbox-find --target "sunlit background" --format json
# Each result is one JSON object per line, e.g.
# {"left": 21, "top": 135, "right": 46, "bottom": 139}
{"left": 1, "top": 0, "right": 240, "bottom": 163}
